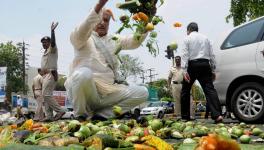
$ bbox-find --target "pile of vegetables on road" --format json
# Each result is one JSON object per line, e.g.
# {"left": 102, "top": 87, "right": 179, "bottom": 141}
{"left": 1, "top": 116, "right": 264, "bottom": 149}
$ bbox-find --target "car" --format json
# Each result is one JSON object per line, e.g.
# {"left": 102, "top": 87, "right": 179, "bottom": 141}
{"left": 128, "top": 102, "right": 148, "bottom": 118}
{"left": 196, "top": 102, "right": 206, "bottom": 112}
{"left": 61, "top": 108, "right": 74, "bottom": 119}
{"left": 214, "top": 16, "right": 264, "bottom": 123}
{"left": 140, "top": 101, "right": 169, "bottom": 118}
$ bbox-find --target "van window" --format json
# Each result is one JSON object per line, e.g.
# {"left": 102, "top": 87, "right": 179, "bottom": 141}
{"left": 221, "top": 18, "right": 264, "bottom": 49}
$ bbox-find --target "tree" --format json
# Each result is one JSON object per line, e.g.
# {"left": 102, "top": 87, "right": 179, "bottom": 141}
{"left": 119, "top": 55, "right": 144, "bottom": 80}
{"left": 191, "top": 84, "right": 206, "bottom": 102}
{"left": 226, "top": 0, "right": 264, "bottom": 26}
{"left": 150, "top": 79, "right": 172, "bottom": 99}
{"left": 55, "top": 76, "right": 67, "bottom": 91}
{"left": 0, "top": 42, "right": 26, "bottom": 101}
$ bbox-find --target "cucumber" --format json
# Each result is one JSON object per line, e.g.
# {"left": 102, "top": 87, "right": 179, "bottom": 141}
{"left": 68, "top": 144, "right": 85, "bottom": 150}
{"left": 119, "top": 140, "right": 134, "bottom": 148}
{"left": 97, "top": 134, "right": 120, "bottom": 148}
{"left": 116, "top": 0, "right": 141, "bottom": 10}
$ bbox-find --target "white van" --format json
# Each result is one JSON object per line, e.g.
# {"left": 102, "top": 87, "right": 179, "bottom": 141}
{"left": 214, "top": 16, "right": 264, "bottom": 123}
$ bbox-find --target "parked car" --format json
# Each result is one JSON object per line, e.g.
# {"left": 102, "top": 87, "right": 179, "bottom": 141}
{"left": 140, "top": 101, "right": 169, "bottom": 118}
{"left": 128, "top": 102, "right": 149, "bottom": 118}
{"left": 214, "top": 16, "right": 264, "bottom": 123}
{"left": 196, "top": 102, "right": 206, "bottom": 112}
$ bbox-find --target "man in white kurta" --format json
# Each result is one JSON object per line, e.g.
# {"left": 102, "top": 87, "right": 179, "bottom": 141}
{"left": 65, "top": 0, "right": 148, "bottom": 119}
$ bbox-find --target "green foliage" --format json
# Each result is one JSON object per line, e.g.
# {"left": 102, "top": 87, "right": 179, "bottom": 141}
{"left": 119, "top": 55, "right": 144, "bottom": 80}
{"left": 191, "top": 84, "right": 205, "bottom": 102}
{"left": 160, "top": 97, "right": 173, "bottom": 102}
{"left": 226, "top": 0, "right": 264, "bottom": 26}
{"left": 0, "top": 42, "right": 26, "bottom": 101}
{"left": 55, "top": 76, "right": 66, "bottom": 91}
{"left": 150, "top": 79, "right": 172, "bottom": 99}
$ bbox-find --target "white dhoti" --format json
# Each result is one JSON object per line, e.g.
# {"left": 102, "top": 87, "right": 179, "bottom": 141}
{"left": 65, "top": 67, "right": 148, "bottom": 118}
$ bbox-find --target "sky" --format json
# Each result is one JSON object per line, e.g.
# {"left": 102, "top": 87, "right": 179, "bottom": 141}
{"left": 0, "top": 0, "right": 233, "bottom": 83}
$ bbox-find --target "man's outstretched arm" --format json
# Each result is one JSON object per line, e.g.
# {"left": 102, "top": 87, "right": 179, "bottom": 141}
{"left": 70, "top": 0, "right": 108, "bottom": 50}
{"left": 51, "top": 22, "right": 58, "bottom": 48}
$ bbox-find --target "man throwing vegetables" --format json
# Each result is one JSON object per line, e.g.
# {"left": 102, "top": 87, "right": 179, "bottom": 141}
{"left": 65, "top": 0, "right": 150, "bottom": 121}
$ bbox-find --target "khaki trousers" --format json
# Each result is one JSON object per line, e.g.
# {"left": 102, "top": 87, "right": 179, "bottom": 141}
{"left": 171, "top": 84, "right": 182, "bottom": 116}
{"left": 42, "top": 73, "right": 64, "bottom": 119}
{"left": 172, "top": 84, "right": 195, "bottom": 117}
{"left": 33, "top": 90, "right": 45, "bottom": 120}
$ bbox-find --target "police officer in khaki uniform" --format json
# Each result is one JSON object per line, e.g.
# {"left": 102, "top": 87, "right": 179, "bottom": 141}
{"left": 40, "top": 22, "right": 65, "bottom": 122}
{"left": 32, "top": 68, "right": 45, "bottom": 121}
{"left": 168, "top": 56, "right": 184, "bottom": 117}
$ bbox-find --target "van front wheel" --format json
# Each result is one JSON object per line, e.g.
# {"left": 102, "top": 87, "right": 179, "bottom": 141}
{"left": 231, "top": 82, "right": 264, "bottom": 123}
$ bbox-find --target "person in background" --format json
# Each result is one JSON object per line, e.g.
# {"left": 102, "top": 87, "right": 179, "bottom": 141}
{"left": 32, "top": 68, "right": 45, "bottom": 121}
{"left": 168, "top": 56, "right": 184, "bottom": 118}
{"left": 181, "top": 22, "right": 223, "bottom": 123}
{"left": 16, "top": 95, "right": 25, "bottom": 118}
{"left": 3, "top": 97, "right": 11, "bottom": 112}
{"left": 40, "top": 22, "right": 65, "bottom": 122}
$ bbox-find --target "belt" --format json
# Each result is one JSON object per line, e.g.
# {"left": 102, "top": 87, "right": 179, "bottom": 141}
{"left": 34, "top": 89, "right": 42, "bottom": 90}
{"left": 189, "top": 58, "right": 209, "bottom": 63}
{"left": 173, "top": 81, "right": 182, "bottom": 84}
{"left": 42, "top": 69, "right": 57, "bottom": 74}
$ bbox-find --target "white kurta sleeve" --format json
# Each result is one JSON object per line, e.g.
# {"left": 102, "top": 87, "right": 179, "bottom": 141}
{"left": 119, "top": 33, "right": 148, "bottom": 50}
{"left": 70, "top": 9, "right": 103, "bottom": 50}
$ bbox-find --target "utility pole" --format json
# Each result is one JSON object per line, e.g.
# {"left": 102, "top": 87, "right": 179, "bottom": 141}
{"left": 140, "top": 71, "right": 146, "bottom": 83}
{"left": 22, "top": 41, "right": 26, "bottom": 95}
{"left": 147, "top": 68, "right": 158, "bottom": 84}
{"left": 17, "top": 41, "right": 28, "bottom": 95}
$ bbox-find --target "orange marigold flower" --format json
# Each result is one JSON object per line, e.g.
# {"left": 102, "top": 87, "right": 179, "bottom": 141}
{"left": 174, "top": 22, "right": 182, "bottom": 27}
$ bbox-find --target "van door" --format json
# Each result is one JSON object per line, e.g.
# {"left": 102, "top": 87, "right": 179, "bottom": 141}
{"left": 256, "top": 38, "right": 264, "bottom": 73}
{"left": 221, "top": 17, "right": 264, "bottom": 75}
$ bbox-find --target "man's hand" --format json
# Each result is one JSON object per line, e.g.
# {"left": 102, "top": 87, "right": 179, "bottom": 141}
{"left": 95, "top": 0, "right": 108, "bottom": 13}
{"left": 99, "top": 0, "right": 108, "bottom": 5}
{"left": 51, "top": 22, "right": 59, "bottom": 31}
{"left": 184, "top": 72, "right": 191, "bottom": 83}
{"left": 212, "top": 72, "right": 216, "bottom": 81}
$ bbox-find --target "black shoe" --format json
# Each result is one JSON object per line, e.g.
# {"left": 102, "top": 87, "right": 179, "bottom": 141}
{"left": 75, "top": 115, "right": 88, "bottom": 122}
{"left": 214, "top": 116, "right": 223, "bottom": 124}
{"left": 91, "top": 114, "right": 107, "bottom": 121}
{"left": 116, "top": 112, "right": 130, "bottom": 120}
{"left": 136, "top": 116, "right": 148, "bottom": 127}
{"left": 40, "top": 118, "right": 53, "bottom": 122}
{"left": 132, "top": 109, "right": 141, "bottom": 120}
{"left": 54, "top": 112, "right": 66, "bottom": 121}
{"left": 181, "top": 117, "right": 195, "bottom": 122}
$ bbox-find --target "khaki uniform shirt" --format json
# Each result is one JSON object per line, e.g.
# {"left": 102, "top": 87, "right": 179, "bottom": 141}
{"left": 41, "top": 46, "right": 58, "bottom": 70}
{"left": 168, "top": 66, "right": 184, "bottom": 83}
